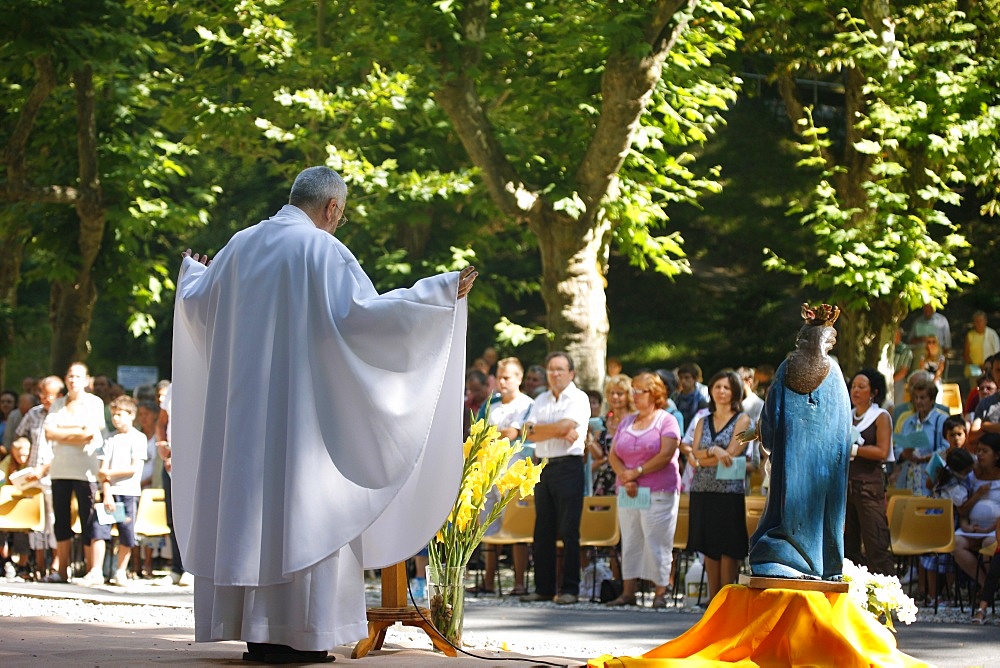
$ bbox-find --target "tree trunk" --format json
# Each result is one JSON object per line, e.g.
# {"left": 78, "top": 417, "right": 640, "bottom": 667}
{"left": 530, "top": 206, "right": 611, "bottom": 391}
{"left": 50, "top": 64, "right": 106, "bottom": 373}
{"left": 48, "top": 278, "right": 98, "bottom": 374}
{"left": 0, "top": 226, "right": 27, "bottom": 388}
{"left": 835, "top": 297, "right": 908, "bottom": 403}
{"left": 430, "top": 2, "right": 690, "bottom": 391}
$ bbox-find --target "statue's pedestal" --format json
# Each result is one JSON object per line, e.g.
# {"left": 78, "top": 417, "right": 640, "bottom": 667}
{"left": 738, "top": 573, "right": 849, "bottom": 593}
{"left": 588, "top": 583, "right": 927, "bottom": 667}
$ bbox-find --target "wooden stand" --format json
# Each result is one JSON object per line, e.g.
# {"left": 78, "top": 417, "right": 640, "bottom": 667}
{"left": 738, "top": 574, "right": 849, "bottom": 593}
{"left": 351, "top": 562, "right": 457, "bottom": 659}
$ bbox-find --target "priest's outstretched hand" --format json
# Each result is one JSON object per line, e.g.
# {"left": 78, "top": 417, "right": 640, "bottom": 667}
{"left": 182, "top": 248, "right": 212, "bottom": 266}
{"left": 458, "top": 265, "right": 478, "bottom": 299}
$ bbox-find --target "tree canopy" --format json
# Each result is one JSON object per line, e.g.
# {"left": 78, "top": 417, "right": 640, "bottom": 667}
{"left": 752, "top": 0, "right": 998, "bottom": 377}
{"left": 1, "top": 0, "right": 996, "bottom": 390}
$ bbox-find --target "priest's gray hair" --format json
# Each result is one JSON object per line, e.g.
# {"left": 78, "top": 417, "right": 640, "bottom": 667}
{"left": 289, "top": 166, "right": 347, "bottom": 209}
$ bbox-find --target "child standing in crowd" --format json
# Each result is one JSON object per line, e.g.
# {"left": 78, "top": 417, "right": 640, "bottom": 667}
{"left": 942, "top": 415, "right": 970, "bottom": 455}
{"left": 0, "top": 436, "right": 30, "bottom": 485}
{"left": 1, "top": 437, "right": 32, "bottom": 579}
{"left": 98, "top": 396, "right": 147, "bottom": 586}
{"left": 921, "top": 448, "right": 975, "bottom": 606}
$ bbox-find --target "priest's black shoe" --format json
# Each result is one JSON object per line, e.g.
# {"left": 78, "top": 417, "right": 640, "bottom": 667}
{"left": 243, "top": 642, "right": 335, "bottom": 664}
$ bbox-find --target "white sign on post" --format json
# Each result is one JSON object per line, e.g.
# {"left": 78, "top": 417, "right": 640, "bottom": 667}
{"left": 117, "top": 365, "right": 160, "bottom": 391}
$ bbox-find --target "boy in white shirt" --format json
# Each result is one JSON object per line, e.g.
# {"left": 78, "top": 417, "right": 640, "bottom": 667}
{"left": 98, "top": 396, "right": 147, "bottom": 585}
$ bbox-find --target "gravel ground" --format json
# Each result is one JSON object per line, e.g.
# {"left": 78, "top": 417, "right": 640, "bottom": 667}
{"left": 0, "top": 573, "right": 990, "bottom": 654}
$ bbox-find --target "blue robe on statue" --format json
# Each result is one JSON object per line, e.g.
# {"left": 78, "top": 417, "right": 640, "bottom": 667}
{"left": 749, "top": 359, "right": 851, "bottom": 580}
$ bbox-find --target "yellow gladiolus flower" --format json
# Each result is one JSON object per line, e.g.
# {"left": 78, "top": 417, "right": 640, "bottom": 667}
{"left": 517, "top": 460, "right": 544, "bottom": 498}
{"left": 430, "top": 417, "right": 543, "bottom": 577}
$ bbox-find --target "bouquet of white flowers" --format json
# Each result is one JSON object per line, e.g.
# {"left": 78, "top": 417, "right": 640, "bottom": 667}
{"left": 842, "top": 559, "right": 918, "bottom": 631}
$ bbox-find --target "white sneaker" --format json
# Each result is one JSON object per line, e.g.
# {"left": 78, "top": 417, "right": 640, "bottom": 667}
{"left": 109, "top": 570, "right": 129, "bottom": 586}
{"left": 154, "top": 571, "right": 183, "bottom": 586}
{"left": 77, "top": 569, "right": 105, "bottom": 586}
{"left": 178, "top": 572, "right": 194, "bottom": 586}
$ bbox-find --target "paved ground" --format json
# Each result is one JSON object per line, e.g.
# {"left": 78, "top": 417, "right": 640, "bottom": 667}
{"left": 0, "top": 579, "right": 997, "bottom": 667}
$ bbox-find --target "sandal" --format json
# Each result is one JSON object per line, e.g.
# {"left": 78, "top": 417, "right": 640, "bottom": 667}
{"left": 652, "top": 595, "right": 667, "bottom": 609}
{"left": 605, "top": 595, "right": 637, "bottom": 607}
{"left": 509, "top": 587, "right": 529, "bottom": 596}
{"left": 972, "top": 609, "right": 986, "bottom": 625}
{"left": 464, "top": 584, "right": 496, "bottom": 595}
{"left": 41, "top": 572, "right": 68, "bottom": 584}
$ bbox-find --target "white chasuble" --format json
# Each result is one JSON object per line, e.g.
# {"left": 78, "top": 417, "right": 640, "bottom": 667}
{"left": 171, "top": 204, "right": 465, "bottom": 648}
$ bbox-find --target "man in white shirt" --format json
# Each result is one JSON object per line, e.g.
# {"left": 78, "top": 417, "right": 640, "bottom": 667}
{"left": 909, "top": 304, "right": 952, "bottom": 354}
{"left": 474, "top": 357, "right": 534, "bottom": 595}
{"left": 516, "top": 351, "right": 591, "bottom": 605}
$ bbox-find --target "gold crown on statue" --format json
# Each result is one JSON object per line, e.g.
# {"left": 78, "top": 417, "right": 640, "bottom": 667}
{"left": 801, "top": 303, "right": 840, "bottom": 326}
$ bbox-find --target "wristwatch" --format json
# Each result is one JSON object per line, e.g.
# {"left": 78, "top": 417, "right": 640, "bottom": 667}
{"left": 636, "top": 464, "right": 644, "bottom": 475}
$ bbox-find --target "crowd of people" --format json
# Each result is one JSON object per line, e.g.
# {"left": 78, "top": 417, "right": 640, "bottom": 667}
{"left": 2, "top": 306, "right": 999, "bottom": 622}
{"left": 459, "top": 306, "right": 1000, "bottom": 616}
{"left": 0, "top": 366, "right": 189, "bottom": 587}
{"left": 463, "top": 347, "right": 768, "bottom": 607}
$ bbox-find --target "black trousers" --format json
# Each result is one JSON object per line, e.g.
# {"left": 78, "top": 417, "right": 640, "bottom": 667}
{"left": 532, "top": 457, "right": 584, "bottom": 596}
{"left": 162, "top": 471, "right": 184, "bottom": 574}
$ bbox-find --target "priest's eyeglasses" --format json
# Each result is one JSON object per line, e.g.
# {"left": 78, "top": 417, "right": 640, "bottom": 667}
{"left": 331, "top": 200, "right": 348, "bottom": 228}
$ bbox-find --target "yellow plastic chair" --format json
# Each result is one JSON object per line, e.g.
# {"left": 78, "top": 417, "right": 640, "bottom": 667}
{"left": 133, "top": 488, "right": 170, "bottom": 537}
{"left": 479, "top": 495, "right": 535, "bottom": 595}
{"left": 889, "top": 497, "right": 955, "bottom": 555}
{"left": 580, "top": 495, "right": 620, "bottom": 551}
{"left": 745, "top": 495, "right": 767, "bottom": 539}
{"left": 670, "top": 493, "right": 692, "bottom": 604}
{"left": 888, "top": 496, "right": 955, "bottom": 602}
{"left": 579, "top": 495, "right": 621, "bottom": 601}
{"left": 940, "top": 383, "right": 963, "bottom": 416}
{"left": 673, "top": 493, "right": 690, "bottom": 552}
{"left": 0, "top": 486, "right": 45, "bottom": 532}
{"left": 482, "top": 495, "right": 535, "bottom": 548}
{"left": 885, "top": 488, "right": 913, "bottom": 519}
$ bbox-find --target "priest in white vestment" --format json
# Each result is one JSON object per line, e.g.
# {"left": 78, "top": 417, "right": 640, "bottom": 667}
{"left": 170, "top": 166, "right": 476, "bottom": 662}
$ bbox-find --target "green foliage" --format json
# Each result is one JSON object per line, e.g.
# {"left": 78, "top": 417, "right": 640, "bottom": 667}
{"left": 756, "top": 1, "right": 995, "bottom": 325}
{"left": 494, "top": 316, "right": 551, "bottom": 348}
{"left": 610, "top": 3, "right": 746, "bottom": 276}
{"left": 125, "top": 0, "right": 748, "bottom": 350}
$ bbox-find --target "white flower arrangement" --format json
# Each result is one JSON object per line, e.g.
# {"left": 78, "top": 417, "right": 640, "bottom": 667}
{"left": 842, "top": 559, "right": 919, "bottom": 631}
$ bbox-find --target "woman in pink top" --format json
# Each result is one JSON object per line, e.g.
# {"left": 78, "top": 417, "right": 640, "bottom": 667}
{"left": 606, "top": 372, "right": 681, "bottom": 608}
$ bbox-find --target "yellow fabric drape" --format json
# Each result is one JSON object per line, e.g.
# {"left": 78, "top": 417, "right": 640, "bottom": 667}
{"left": 589, "top": 584, "right": 928, "bottom": 668}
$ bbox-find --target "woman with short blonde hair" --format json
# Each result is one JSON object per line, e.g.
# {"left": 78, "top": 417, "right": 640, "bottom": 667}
{"left": 606, "top": 372, "right": 682, "bottom": 608}
{"left": 588, "top": 375, "right": 635, "bottom": 496}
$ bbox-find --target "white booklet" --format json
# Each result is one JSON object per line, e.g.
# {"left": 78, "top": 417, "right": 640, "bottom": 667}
{"left": 95, "top": 502, "right": 126, "bottom": 525}
{"left": 8, "top": 467, "right": 40, "bottom": 491}
{"left": 716, "top": 456, "right": 747, "bottom": 481}
{"left": 617, "top": 485, "right": 651, "bottom": 509}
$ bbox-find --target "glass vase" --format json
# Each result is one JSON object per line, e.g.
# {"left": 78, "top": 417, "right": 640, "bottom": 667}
{"left": 425, "top": 564, "right": 466, "bottom": 648}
